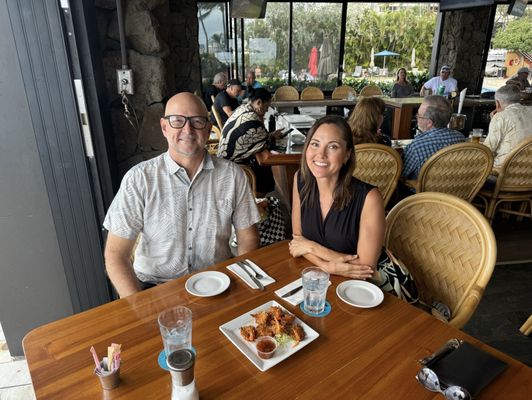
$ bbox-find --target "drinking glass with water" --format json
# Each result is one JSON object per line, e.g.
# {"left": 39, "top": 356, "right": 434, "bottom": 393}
{"left": 158, "top": 306, "right": 193, "bottom": 356}
{"left": 302, "top": 267, "right": 329, "bottom": 315}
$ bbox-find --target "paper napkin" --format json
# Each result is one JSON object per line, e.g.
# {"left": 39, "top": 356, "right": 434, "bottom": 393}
{"left": 275, "top": 278, "right": 332, "bottom": 306}
{"left": 226, "top": 259, "right": 275, "bottom": 290}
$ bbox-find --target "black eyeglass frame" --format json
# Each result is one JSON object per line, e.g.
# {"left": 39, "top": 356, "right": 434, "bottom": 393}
{"left": 163, "top": 115, "right": 209, "bottom": 129}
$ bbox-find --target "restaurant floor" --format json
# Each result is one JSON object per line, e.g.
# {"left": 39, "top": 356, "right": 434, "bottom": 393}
{"left": 0, "top": 218, "right": 530, "bottom": 398}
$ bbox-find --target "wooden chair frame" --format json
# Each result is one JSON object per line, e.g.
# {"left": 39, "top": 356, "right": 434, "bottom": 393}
{"left": 359, "top": 85, "right": 383, "bottom": 97}
{"left": 300, "top": 86, "right": 324, "bottom": 100}
{"left": 273, "top": 86, "right": 299, "bottom": 101}
{"left": 331, "top": 85, "right": 356, "bottom": 100}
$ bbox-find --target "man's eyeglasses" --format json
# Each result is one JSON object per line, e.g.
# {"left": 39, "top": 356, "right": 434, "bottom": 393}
{"left": 163, "top": 115, "right": 209, "bottom": 129}
{"left": 416, "top": 114, "right": 429, "bottom": 120}
{"left": 416, "top": 367, "right": 471, "bottom": 400}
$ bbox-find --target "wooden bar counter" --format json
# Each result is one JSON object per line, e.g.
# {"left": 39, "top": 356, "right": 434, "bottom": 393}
{"left": 23, "top": 241, "right": 531, "bottom": 399}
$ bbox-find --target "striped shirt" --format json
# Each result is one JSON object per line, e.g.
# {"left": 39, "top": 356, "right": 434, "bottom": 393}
{"left": 402, "top": 127, "right": 465, "bottom": 179}
{"left": 103, "top": 151, "right": 260, "bottom": 283}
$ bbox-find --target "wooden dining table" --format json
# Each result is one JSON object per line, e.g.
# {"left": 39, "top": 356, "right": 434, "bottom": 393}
{"left": 23, "top": 241, "right": 531, "bottom": 399}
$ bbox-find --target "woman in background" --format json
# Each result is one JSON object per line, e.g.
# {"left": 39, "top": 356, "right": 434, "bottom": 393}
{"left": 391, "top": 67, "right": 414, "bottom": 98}
{"left": 347, "top": 97, "right": 391, "bottom": 146}
{"left": 217, "top": 88, "right": 282, "bottom": 196}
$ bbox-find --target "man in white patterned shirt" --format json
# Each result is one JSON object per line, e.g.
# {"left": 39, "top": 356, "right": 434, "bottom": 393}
{"left": 103, "top": 92, "right": 260, "bottom": 298}
{"left": 484, "top": 84, "right": 532, "bottom": 169}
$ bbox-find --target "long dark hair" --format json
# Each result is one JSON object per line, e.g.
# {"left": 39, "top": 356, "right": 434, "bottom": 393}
{"left": 396, "top": 67, "right": 409, "bottom": 83}
{"left": 347, "top": 97, "right": 385, "bottom": 145}
{"left": 299, "top": 115, "right": 355, "bottom": 211}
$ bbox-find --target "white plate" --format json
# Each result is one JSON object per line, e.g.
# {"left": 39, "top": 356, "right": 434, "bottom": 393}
{"left": 336, "top": 280, "right": 384, "bottom": 308}
{"left": 219, "top": 300, "right": 319, "bottom": 371}
{"left": 185, "top": 271, "right": 230, "bottom": 297}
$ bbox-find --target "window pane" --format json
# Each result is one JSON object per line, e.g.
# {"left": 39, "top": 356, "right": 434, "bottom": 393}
{"left": 344, "top": 3, "right": 437, "bottom": 93}
{"left": 198, "top": 2, "right": 229, "bottom": 91}
{"left": 244, "top": 2, "right": 290, "bottom": 92}
{"left": 292, "top": 2, "right": 342, "bottom": 91}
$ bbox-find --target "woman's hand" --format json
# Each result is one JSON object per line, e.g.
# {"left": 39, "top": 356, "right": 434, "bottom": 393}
{"left": 289, "top": 235, "right": 314, "bottom": 257}
{"left": 270, "top": 129, "right": 284, "bottom": 140}
{"left": 323, "top": 259, "right": 374, "bottom": 280}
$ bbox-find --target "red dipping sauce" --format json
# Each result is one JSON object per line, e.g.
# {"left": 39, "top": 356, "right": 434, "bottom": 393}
{"left": 256, "top": 336, "right": 277, "bottom": 359}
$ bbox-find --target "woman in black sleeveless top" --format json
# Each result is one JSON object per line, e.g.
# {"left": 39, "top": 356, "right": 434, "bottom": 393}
{"left": 289, "top": 115, "right": 385, "bottom": 280}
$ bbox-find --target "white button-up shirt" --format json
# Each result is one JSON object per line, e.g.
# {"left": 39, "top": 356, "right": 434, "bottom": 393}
{"left": 103, "top": 152, "right": 260, "bottom": 283}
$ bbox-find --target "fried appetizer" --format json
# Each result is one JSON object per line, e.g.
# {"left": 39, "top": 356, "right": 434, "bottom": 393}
{"left": 251, "top": 311, "right": 270, "bottom": 326}
{"left": 268, "top": 306, "right": 284, "bottom": 321}
{"left": 256, "top": 323, "right": 274, "bottom": 337}
{"left": 239, "top": 325, "right": 257, "bottom": 342}
{"left": 290, "top": 324, "right": 305, "bottom": 343}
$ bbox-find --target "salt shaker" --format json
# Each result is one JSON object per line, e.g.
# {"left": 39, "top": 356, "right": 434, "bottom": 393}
{"left": 168, "top": 349, "right": 199, "bottom": 400}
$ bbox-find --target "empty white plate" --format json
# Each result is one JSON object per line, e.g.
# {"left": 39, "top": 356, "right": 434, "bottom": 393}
{"left": 336, "top": 280, "right": 384, "bottom": 308}
{"left": 185, "top": 271, "right": 230, "bottom": 297}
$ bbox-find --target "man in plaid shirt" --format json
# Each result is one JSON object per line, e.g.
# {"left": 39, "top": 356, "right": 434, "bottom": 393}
{"left": 402, "top": 96, "right": 465, "bottom": 179}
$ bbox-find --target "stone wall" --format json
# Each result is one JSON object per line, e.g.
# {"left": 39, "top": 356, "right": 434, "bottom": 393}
{"left": 438, "top": 7, "right": 493, "bottom": 94}
{"left": 95, "top": 0, "right": 201, "bottom": 176}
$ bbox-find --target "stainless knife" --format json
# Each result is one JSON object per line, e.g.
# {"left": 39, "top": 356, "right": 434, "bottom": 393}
{"left": 281, "top": 285, "right": 303, "bottom": 298}
{"left": 237, "top": 261, "right": 264, "bottom": 291}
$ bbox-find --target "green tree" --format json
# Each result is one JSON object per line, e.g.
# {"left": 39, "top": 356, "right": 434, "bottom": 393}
{"left": 493, "top": 17, "right": 532, "bottom": 52}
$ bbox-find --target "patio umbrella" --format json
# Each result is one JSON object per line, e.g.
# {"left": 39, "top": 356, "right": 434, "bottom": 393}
{"left": 411, "top": 48, "right": 416, "bottom": 69}
{"left": 374, "top": 50, "right": 400, "bottom": 70}
{"left": 308, "top": 47, "right": 318, "bottom": 77}
{"left": 369, "top": 47, "right": 375, "bottom": 68}
{"left": 317, "top": 35, "right": 334, "bottom": 79}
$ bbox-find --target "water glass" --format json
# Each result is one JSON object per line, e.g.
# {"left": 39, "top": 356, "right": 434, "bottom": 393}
{"left": 158, "top": 306, "right": 193, "bottom": 357}
{"left": 302, "top": 267, "right": 329, "bottom": 315}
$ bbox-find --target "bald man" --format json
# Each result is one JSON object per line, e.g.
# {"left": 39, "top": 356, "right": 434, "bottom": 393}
{"left": 104, "top": 92, "right": 260, "bottom": 298}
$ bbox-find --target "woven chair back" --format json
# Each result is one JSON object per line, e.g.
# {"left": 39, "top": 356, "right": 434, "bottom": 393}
{"left": 359, "top": 85, "right": 383, "bottom": 97}
{"left": 496, "top": 137, "right": 532, "bottom": 192}
{"left": 416, "top": 142, "right": 494, "bottom": 202}
{"left": 331, "top": 85, "right": 356, "bottom": 100}
{"left": 274, "top": 86, "right": 299, "bottom": 101}
{"left": 300, "top": 86, "right": 324, "bottom": 100}
{"left": 385, "top": 192, "right": 497, "bottom": 329}
{"left": 211, "top": 104, "right": 224, "bottom": 129}
{"left": 239, "top": 165, "right": 257, "bottom": 197}
{"left": 353, "top": 143, "right": 402, "bottom": 207}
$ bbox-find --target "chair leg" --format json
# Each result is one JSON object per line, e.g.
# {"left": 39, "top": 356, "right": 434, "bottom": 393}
{"left": 485, "top": 198, "right": 497, "bottom": 224}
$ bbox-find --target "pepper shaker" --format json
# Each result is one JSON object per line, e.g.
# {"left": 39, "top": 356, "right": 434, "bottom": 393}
{"left": 168, "top": 349, "right": 199, "bottom": 400}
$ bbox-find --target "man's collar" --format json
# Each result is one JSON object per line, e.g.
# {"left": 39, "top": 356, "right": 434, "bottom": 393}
{"left": 164, "top": 150, "right": 214, "bottom": 175}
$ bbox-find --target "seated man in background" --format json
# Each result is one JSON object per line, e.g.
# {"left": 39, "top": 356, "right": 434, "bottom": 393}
{"left": 204, "top": 72, "right": 227, "bottom": 111}
{"left": 211, "top": 79, "right": 241, "bottom": 127}
{"left": 506, "top": 67, "right": 530, "bottom": 91}
{"left": 419, "top": 65, "right": 458, "bottom": 97}
{"left": 402, "top": 95, "right": 465, "bottom": 180}
{"left": 103, "top": 92, "right": 260, "bottom": 298}
{"left": 484, "top": 84, "right": 532, "bottom": 169}
{"left": 243, "top": 69, "right": 262, "bottom": 99}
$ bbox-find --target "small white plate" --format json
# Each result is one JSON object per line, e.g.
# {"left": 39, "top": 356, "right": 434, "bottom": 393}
{"left": 185, "top": 271, "right": 230, "bottom": 297}
{"left": 219, "top": 300, "right": 319, "bottom": 371}
{"left": 336, "top": 280, "right": 384, "bottom": 308}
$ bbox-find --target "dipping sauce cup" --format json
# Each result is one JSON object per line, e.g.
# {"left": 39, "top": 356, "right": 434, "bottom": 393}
{"left": 256, "top": 336, "right": 277, "bottom": 359}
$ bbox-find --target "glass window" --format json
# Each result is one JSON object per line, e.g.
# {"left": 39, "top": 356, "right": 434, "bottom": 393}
{"left": 244, "top": 2, "right": 290, "bottom": 92}
{"left": 198, "top": 2, "right": 229, "bottom": 92}
{"left": 292, "top": 2, "right": 342, "bottom": 91}
{"left": 344, "top": 3, "right": 437, "bottom": 94}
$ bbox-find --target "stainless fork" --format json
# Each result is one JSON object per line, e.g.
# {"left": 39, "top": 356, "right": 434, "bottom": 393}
{"left": 241, "top": 259, "right": 264, "bottom": 279}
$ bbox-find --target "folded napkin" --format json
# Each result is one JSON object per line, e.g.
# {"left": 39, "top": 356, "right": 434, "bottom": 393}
{"left": 275, "top": 278, "right": 332, "bottom": 306}
{"left": 226, "top": 259, "right": 275, "bottom": 290}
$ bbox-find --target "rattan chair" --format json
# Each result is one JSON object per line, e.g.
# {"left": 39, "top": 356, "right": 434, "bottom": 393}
{"left": 359, "top": 85, "right": 383, "bottom": 97}
{"left": 476, "top": 137, "right": 532, "bottom": 223}
{"left": 300, "top": 86, "right": 324, "bottom": 100}
{"left": 273, "top": 86, "right": 299, "bottom": 101}
{"left": 206, "top": 125, "right": 221, "bottom": 155}
{"left": 385, "top": 192, "right": 497, "bottom": 329}
{"left": 331, "top": 85, "right": 356, "bottom": 100}
{"left": 211, "top": 103, "right": 224, "bottom": 129}
{"left": 353, "top": 143, "right": 402, "bottom": 207}
{"left": 239, "top": 165, "right": 257, "bottom": 197}
{"left": 405, "top": 143, "right": 494, "bottom": 202}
